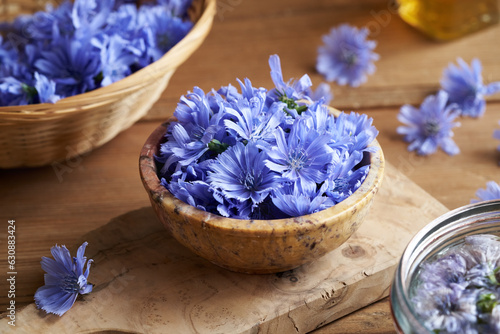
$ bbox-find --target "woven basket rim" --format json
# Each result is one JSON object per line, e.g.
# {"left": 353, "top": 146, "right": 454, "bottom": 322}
{"left": 0, "top": 0, "right": 216, "bottom": 116}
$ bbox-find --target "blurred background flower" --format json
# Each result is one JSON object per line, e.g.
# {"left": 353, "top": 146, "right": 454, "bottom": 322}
{"left": 34, "top": 242, "right": 93, "bottom": 316}
{"left": 397, "top": 91, "right": 461, "bottom": 156}
{"left": 441, "top": 58, "right": 500, "bottom": 118}
{"left": 0, "top": 0, "right": 194, "bottom": 106}
{"left": 316, "top": 24, "right": 379, "bottom": 87}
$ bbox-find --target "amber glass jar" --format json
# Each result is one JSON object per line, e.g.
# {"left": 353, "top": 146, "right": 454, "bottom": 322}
{"left": 397, "top": 0, "right": 500, "bottom": 40}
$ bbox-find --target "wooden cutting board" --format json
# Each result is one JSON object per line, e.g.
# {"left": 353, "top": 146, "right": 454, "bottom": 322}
{"left": 1, "top": 162, "right": 448, "bottom": 333}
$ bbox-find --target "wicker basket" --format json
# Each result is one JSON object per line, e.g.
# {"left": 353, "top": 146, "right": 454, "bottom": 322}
{"left": 0, "top": 0, "right": 216, "bottom": 168}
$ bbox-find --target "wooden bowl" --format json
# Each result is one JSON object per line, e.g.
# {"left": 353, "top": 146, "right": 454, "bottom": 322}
{"left": 139, "top": 114, "right": 385, "bottom": 274}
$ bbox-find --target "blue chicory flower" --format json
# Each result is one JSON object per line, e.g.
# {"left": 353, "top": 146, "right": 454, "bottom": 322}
{"left": 441, "top": 58, "right": 500, "bottom": 118}
{"left": 34, "top": 72, "right": 61, "bottom": 104}
{"left": 301, "top": 100, "right": 348, "bottom": 152}
{"left": 156, "top": 54, "right": 378, "bottom": 219}
{"left": 0, "top": 38, "right": 35, "bottom": 91}
{"left": 34, "top": 37, "right": 102, "bottom": 98}
{"left": 165, "top": 165, "right": 215, "bottom": 212}
{"left": 0, "top": 77, "right": 36, "bottom": 106}
{"left": 72, "top": 0, "right": 116, "bottom": 40}
{"left": 325, "top": 150, "right": 369, "bottom": 203}
{"left": 413, "top": 285, "right": 478, "bottom": 334}
{"left": 102, "top": 6, "right": 152, "bottom": 70}
{"left": 21, "top": 1, "right": 75, "bottom": 41}
{"left": 224, "top": 79, "right": 285, "bottom": 146}
{"left": 466, "top": 262, "right": 500, "bottom": 289}
{"left": 217, "top": 84, "right": 244, "bottom": 105}
{"left": 471, "top": 181, "right": 500, "bottom": 203}
{"left": 417, "top": 253, "right": 468, "bottom": 290}
{"left": 0, "top": 0, "right": 194, "bottom": 107}
{"left": 139, "top": 5, "right": 193, "bottom": 62}
{"left": 7, "top": 1, "right": 74, "bottom": 46}
{"left": 267, "top": 54, "right": 313, "bottom": 114}
{"left": 331, "top": 111, "right": 379, "bottom": 154}
{"left": 213, "top": 189, "right": 254, "bottom": 219}
{"left": 305, "top": 82, "right": 333, "bottom": 105}
{"left": 272, "top": 182, "right": 333, "bottom": 217}
{"left": 34, "top": 242, "right": 93, "bottom": 316}
{"left": 208, "top": 142, "right": 279, "bottom": 206}
{"left": 157, "top": 0, "right": 194, "bottom": 18}
{"left": 397, "top": 90, "right": 461, "bottom": 156}
{"left": 458, "top": 235, "right": 500, "bottom": 278}
{"left": 265, "top": 118, "right": 334, "bottom": 194}
{"left": 316, "top": 24, "right": 379, "bottom": 87}
{"left": 411, "top": 234, "right": 500, "bottom": 333}
{"left": 104, "top": 3, "right": 140, "bottom": 36}
{"left": 92, "top": 34, "right": 137, "bottom": 86}
{"left": 156, "top": 87, "right": 227, "bottom": 175}
{"left": 0, "top": 36, "right": 19, "bottom": 77}
{"left": 235, "top": 77, "right": 266, "bottom": 102}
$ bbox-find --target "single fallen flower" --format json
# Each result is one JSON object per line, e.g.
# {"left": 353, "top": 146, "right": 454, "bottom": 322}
{"left": 34, "top": 242, "right": 93, "bottom": 316}
{"left": 397, "top": 90, "right": 461, "bottom": 156}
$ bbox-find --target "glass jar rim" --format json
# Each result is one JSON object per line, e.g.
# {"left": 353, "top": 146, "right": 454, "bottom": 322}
{"left": 391, "top": 199, "right": 500, "bottom": 332}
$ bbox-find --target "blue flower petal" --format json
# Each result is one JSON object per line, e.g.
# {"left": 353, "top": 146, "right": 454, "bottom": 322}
{"left": 441, "top": 58, "right": 500, "bottom": 118}
{"left": 34, "top": 242, "right": 93, "bottom": 316}
{"left": 398, "top": 91, "right": 461, "bottom": 156}
{"left": 208, "top": 142, "right": 279, "bottom": 209}
{"left": 316, "top": 24, "right": 378, "bottom": 87}
{"left": 471, "top": 181, "right": 500, "bottom": 203}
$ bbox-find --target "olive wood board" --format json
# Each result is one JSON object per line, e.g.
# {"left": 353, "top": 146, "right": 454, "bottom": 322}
{"left": 0, "top": 162, "right": 448, "bottom": 334}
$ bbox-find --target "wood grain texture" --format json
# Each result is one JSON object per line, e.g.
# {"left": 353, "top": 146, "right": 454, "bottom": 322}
{"left": 1, "top": 103, "right": 500, "bottom": 332}
{"left": 313, "top": 299, "right": 395, "bottom": 334}
{"left": 1, "top": 0, "right": 500, "bottom": 332}
{"left": 144, "top": 0, "right": 500, "bottom": 121}
{"left": 0, "top": 162, "right": 447, "bottom": 333}
{"left": 0, "top": 103, "right": 500, "bottom": 334}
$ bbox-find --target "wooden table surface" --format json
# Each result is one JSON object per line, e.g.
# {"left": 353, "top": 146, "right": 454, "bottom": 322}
{"left": 2, "top": 0, "right": 500, "bottom": 333}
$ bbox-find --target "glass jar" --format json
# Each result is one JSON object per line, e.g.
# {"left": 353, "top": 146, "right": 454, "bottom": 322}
{"left": 390, "top": 200, "right": 500, "bottom": 333}
{"left": 397, "top": 0, "right": 500, "bottom": 40}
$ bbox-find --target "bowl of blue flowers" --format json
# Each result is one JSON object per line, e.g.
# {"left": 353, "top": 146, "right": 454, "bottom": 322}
{"left": 0, "top": 0, "right": 216, "bottom": 168}
{"left": 139, "top": 55, "right": 385, "bottom": 274}
{"left": 390, "top": 200, "right": 500, "bottom": 333}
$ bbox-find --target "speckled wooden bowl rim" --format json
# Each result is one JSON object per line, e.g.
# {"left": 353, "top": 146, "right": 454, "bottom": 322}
{"left": 140, "top": 110, "right": 385, "bottom": 236}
